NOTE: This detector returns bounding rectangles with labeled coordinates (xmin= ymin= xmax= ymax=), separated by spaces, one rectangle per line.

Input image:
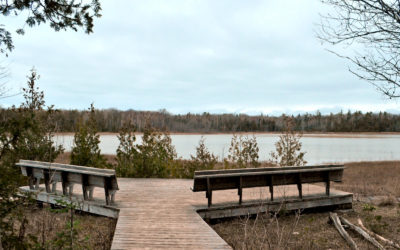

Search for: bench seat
xmin=192 ymin=164 xmax=344 ymax=207
xmin=17 ymin=160 xmax=119 ymax=205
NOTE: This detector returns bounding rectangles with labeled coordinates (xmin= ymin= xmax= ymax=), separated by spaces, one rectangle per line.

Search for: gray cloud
xmin=1 ymin=0 xmax=398 ymax=114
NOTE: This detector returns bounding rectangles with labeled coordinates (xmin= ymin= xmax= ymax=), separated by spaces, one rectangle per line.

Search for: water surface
xmin=54 ymin=133 xmax=400 ymax=164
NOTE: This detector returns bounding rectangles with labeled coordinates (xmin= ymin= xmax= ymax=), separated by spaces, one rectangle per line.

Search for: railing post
xmin=43 ymin=169 xmax=51 ymax=193
xmin=104 ymin=177 xmax=112 ymax=205
xmin=297 ymin=173 xmax=303 ymax=199
xmin=26 ymin=167 xmax=35 ymax=190
xmin=81 ymin=174 xmax=89 ymax=200
xmin=325 ymin=171 xmax=331 ymax=196
xmin=61 ymin=172 xmax=68 ymax=195
xmin=269 ymin=175 xmax=274 ymax=201
xmin=207 ymin=177 xmax=212 ymax=207
xmin=238 ymin=176 xmax=243 ymax=205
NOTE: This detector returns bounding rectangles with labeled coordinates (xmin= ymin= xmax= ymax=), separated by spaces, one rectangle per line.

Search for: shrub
xmin=227 ymin=134 xmax=260 ymax=168
xmin=270 ymin=117 xmax=307 ymax=167
xmin=0 ymin=69 xmax=63 ymax=248
xmin=115 ymin=122 xmax=138 ymax=177
xmin=135 ymin=125 xmax=177 ymax=178
xmin=185 ymin=136 xmax=218 ymax=177
xmin=70 ymin=104 xmax=108 ymax=168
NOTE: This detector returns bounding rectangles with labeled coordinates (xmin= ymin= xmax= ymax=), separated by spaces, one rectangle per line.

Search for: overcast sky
xmin=1 ymin=0 xmax=399 ymax=115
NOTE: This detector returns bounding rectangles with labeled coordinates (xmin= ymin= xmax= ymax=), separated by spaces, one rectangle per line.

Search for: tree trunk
xmin=358 ymin=218 xmax=400 ymax=249
xmin=339 ymin=217 xmax=385 ymax=250
xmin=329 ymin=212 xmax=358 ymax=250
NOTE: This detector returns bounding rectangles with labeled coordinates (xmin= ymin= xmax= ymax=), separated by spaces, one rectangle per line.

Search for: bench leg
xmin=105 ymin=188 xmax=110 ymax=205
xmin=269 ymin=176 xmax=274 ymax=201
xmin=207 ymin=178 xmax=212 ymax=207
xmin=297 ymin=173 xmax=302 ymax=199
xmin=110 ymin=190 xmax=116 ymax=204
xmin=61 ymin=172 xmax=68 ymax=195
xmin=35 ymin=178 xmax=41 ymax=190
xmin=297 ymin=183 xmax=302 ymax=199
xmin=88 ymin=187 xmax=94 ymax=200
xmin=326 ymin=180 xmax=330 ymax=196
xmin=26 ymin=167 xmax=35 ymax=190
xmin=238 ymin=177 xmax=243 ymax=205
xmin=81 ymin=174 xmax=89 ymax=200
xmin=68 ymin=184 xmax=74 ymax=196
xmin=325 ymin=172 xmax=330 ymax=196
xmin=44 ymin=170 xmax=51 ymax=193
xmin=270 ymin=185 xmax=274 ymax=201
xmin=82 ymin=185 xmax=88 ymax=200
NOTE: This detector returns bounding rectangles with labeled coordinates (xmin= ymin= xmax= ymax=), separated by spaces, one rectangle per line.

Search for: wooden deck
xmin=21 ymin=178 xmax=353 ymax=249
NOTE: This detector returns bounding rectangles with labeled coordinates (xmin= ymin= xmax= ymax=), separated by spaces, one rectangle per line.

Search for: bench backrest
xmin=17 ymin=160 xmax=119 ymax=190
xmin=192 ymin=165 xmax=344 ymax=192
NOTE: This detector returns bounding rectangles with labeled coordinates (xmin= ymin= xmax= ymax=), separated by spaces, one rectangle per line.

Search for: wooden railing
xmin=192 ymin=165 xmax=344 ymax=207
xmin=17 ymin=160 xmax=119 ymax=205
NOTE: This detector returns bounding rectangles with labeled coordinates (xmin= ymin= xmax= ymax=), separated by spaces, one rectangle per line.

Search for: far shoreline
xmin=54 ymin=131 xmax=400 ymax=138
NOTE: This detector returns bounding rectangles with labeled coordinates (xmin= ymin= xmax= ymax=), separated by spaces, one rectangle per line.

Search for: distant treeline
xmin=1 ymin=108 xmax=400 ymax=133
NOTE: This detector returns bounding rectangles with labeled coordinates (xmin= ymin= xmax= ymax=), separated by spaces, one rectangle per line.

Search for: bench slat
xmin=17 ymin=160 xmax=119 ymax=205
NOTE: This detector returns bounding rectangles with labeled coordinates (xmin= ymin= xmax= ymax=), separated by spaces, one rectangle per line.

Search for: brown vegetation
xmin=24 ymin=158 xmax=400 ymax=249
xmin=212 ymin=161 xmax=400 ymax=249
xmin=212 ymin=202 xmax=400 ymax=249
xmin=16 ymin=204 xmax=116 ymax=249
xmin=333 ymin=161 xmax=400 ymax=197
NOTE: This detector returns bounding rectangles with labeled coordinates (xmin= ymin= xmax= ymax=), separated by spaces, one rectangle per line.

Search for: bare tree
xmin=318 ymin=0 xmax=400 ymax=98
xmin=0 ymin=63 xmax=19 ymax=99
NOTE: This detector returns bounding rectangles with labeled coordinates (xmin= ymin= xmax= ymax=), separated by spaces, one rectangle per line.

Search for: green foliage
xmin=270 ymin=118 xmax=307 ymax=167
xmin=50 ymin=200 xmax=89 ymax=250
xmin=185 ymin=136 xmax=218 ymax=177
xmin=0 ymin=0 xmax=102 ymax=55
xmin=227 ymin=134 xmax=260 ymax=168
xmin=115 ymin=122 xmax=138 ymax=177
xmin=70 ymin=103 xmax=108 ymax=168
xmin=115 ymin=123 xmax=177 ymax=178
xmin=135 ymin=125 xmax=177 ymax=178
xmin=362 ymin=203 xmax=376 ymax=212
xmin=0 ymin=69 xmax=63 ymax=247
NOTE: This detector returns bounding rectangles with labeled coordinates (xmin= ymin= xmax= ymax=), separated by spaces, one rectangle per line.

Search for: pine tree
xmin=70 ymin=103 xmax=107 ymax=168
xmin=270 ymin=117 xmax=307 ymax=167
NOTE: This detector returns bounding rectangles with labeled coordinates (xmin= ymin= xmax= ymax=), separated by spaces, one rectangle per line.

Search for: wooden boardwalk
xmin=22 ymin=178 xmax=353 ymax=249
xmin=110 ymin=178 xmax=352 ymax=249
xmin=111 ymin=179 xmax=231 ymax=249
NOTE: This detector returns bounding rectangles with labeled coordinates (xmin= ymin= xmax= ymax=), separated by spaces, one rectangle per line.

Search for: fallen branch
xmin=358 ymin=218 xmax=400 ymax=249
xmin=339 ymin=217 xmax=385 ymax=250
xmin=329 ymin=212 xmax=358 ymax=250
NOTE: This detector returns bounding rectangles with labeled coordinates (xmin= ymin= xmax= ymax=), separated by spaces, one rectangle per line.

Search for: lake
xmin=53 ymin=133 xmax=400 ymax=165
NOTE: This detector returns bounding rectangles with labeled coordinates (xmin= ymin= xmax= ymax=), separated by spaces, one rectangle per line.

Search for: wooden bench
xmin=192 ymin=165 xmax=344 ymax=207
xmin=16 ymin=160 xmax=119 ymax=205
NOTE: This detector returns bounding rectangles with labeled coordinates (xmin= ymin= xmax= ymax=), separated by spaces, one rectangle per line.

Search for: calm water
xmin=54 ymin=133 xmax=400 ymax=164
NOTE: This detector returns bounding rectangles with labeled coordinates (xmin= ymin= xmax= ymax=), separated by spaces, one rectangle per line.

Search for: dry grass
xmin=212 ymin=161 xmax=400 ymax=249
xmin=332 ymin=161 xmax=400 ymax=197
xmin=212 ymin=202 xmax=400 ymax=249
xmin=28 ymin=157 xmax=400 ymax=249
xmin=15 ymin=203 xmax=117 ymax=249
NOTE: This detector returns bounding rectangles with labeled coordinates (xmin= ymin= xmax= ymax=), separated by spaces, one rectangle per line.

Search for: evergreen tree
xmin=0 ymin=69 xmax=63 ymax=248
xmin=227 ymin=134 xmax=260 ymax=168
xmin=70 ymin=103 xmax=107 ymax=168
xmin=187 ymin=136 xmax=218 ymax=176
xmin=270 ymin=117 xmax=307 ymax=167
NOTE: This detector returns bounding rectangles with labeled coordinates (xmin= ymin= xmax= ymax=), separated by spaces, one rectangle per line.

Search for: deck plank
xmin=111 ymin=179 xmax=231 ymax=250
xmin=21 ymin=178 xmax=352 ymax=249
xmin=110 ymin=179 xmax=351 ymax=249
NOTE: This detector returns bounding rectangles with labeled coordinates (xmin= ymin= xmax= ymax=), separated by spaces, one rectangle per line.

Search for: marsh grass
xmin=13 ymin=203 xmax=116 ymax=249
